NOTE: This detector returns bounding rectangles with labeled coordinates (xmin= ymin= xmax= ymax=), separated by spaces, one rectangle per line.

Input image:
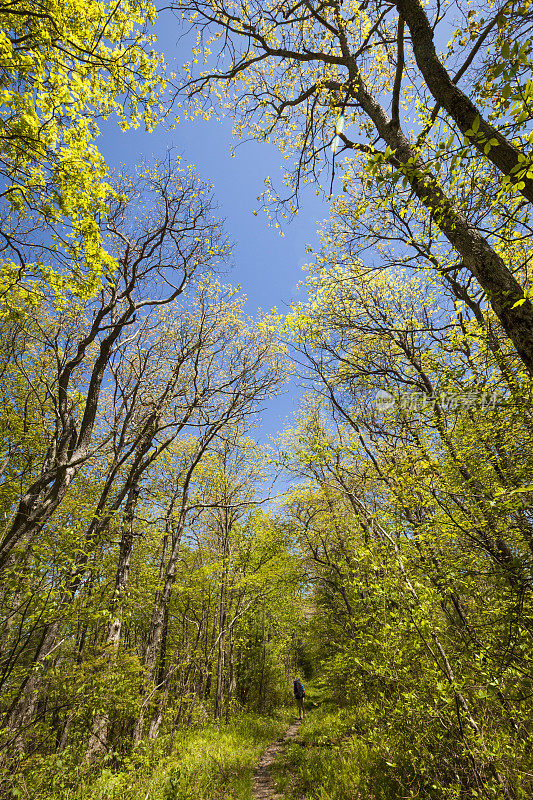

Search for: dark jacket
xmin=293 ymin=679 xmax=305 ymax=699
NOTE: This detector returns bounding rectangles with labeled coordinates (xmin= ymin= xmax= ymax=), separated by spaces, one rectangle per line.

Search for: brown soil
xmin=252 ymin=718 xmax=302 ymax=799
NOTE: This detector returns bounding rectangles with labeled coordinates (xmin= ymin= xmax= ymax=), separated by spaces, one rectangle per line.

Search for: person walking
xmin=293 ymin=676 xmax=306 ymax=719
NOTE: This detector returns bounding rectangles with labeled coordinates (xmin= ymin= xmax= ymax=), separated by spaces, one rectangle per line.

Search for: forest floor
xmin=252 ymin=718 xmax=302 ymax=799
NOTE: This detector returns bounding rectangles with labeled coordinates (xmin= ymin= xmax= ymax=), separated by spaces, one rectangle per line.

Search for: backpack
xmin=294 ymin=679 xmax=305 ymax=699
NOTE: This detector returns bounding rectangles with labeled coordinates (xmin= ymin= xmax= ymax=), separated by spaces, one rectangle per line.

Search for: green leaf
xmin=501 ymin=84 xmax=512 ymax=101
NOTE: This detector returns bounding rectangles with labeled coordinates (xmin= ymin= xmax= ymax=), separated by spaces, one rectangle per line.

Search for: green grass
xmin=274 ymin=702 xmax=527 ymax=800
xmin=8 ymin=712 xmax=290 ymax=800
xmin=273 ymin=706 xmax=368 ymax=800
xmin=272 ymin=705 xmax=445 ymax=800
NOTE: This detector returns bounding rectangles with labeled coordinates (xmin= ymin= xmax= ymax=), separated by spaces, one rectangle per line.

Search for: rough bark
xmin=394 ymin=0 xmax=533 ymax=203
xmin=346 ymin=67 xmax=533 ymax=376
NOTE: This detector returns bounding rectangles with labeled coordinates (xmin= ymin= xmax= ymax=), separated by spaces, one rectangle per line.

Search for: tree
xmin=174 ymin=0 xmax=533 ymax=374
xmin=280 ymin=253 xmax=533 ymax=797
xmin=392 ymin=0 xmax=533 ymax=199
xmin=0 ymin=160 xmax=229 ymax=577
xmin=186 ymin=435 xmax=273 ymax=719
xmin=131 ymin=312 xmax=287 ymax=742
xmin=0 ymin=0 xmax=165 ymax=306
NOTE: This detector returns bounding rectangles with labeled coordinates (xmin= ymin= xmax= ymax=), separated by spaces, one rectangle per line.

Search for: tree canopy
xmin=1 ymin=2 xmax=533 ymax=800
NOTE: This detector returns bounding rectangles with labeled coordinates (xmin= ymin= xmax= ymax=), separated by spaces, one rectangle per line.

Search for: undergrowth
xmin=9 ymin=712 xmax=289 ymax=800
xmin=273 ymin=703 xmax=510 ymax=800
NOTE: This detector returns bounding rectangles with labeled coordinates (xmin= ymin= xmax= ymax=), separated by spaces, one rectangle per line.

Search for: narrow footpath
xmin=252 ymin=718 xmax=301 ymax=800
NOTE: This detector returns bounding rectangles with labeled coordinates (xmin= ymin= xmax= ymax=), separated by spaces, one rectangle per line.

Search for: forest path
xmin=252 ymin=718 xmax=301 ymax=799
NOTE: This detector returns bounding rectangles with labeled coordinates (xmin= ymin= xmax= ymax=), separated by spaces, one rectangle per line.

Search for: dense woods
xmin=1 ymin=1 xmax=533 ymax=799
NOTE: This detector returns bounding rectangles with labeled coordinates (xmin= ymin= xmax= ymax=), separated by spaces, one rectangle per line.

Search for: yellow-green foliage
xmin=13 ymin=714 xmax=288 ymax=800
xmin=0 ymin=0 xmax=164 ymax=306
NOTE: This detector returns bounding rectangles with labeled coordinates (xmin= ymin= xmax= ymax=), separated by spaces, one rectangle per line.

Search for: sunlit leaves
xmin=0 ymin=0 xmax=165 ymax=309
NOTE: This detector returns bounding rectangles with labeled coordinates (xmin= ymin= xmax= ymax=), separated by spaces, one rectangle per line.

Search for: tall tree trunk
xmin=2 ymin=617 xmax=62 ymax=756
xmin=393 ymin=0 xmax=533 ymax=204
xmin=0 ymin=306 xmax=131 ymax=575
xmin=227 ymin=628 xmax=236 ymax=699
xmin=85 ymin=483 xmax=140 ymax=762
xmin=133 ymin=507 xmax=188 ymax=744
xmin=345 ymin=66 xmax=533 ymax=376
xmin=148 ymin=608 xmax=169 ymax=740
xmin=214 ymin=580 xmax=227 ymax=719
xmin=133 ymin=434 xmax=225 ymax=742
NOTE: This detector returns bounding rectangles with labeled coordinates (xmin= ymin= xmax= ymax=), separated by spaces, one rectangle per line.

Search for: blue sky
xmin=98 ymin=12 xmax=329 ymax=445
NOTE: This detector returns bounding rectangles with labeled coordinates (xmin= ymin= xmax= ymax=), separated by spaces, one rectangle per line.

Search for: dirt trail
xmin=252 ymin=718 xmax=302 ymax=799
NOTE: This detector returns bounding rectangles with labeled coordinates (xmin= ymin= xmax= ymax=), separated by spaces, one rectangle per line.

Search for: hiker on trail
xmin=293 ymin=677 xmax=305 ymax=719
